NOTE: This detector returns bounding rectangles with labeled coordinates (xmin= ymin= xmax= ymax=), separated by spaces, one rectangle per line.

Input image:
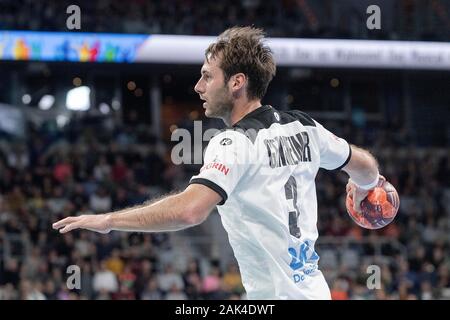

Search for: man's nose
xmin=194 ymin=79 xmax=203 ymax=94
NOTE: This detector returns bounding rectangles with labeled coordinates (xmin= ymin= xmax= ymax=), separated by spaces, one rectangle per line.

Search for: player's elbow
xmin=178 ymin=184 xmax=218 ymax=227
xmin=181 ymin=205 xmax=208 ymax=226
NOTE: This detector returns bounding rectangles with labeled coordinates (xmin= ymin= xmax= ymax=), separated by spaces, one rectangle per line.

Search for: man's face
xmin=194 ymin=55 xmax=233 ymax=120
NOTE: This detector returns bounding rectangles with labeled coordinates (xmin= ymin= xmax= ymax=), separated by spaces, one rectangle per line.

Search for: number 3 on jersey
xmin=284 ymin=175 xmax=301 ymax=238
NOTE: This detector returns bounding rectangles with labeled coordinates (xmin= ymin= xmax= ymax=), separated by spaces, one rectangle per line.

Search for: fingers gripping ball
xmin=346 ymin=180 xmax=400 ymax=229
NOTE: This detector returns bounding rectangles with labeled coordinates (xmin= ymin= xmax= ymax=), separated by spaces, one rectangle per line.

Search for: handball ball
xmin=346 ymin=180 xmax=400 ymax=230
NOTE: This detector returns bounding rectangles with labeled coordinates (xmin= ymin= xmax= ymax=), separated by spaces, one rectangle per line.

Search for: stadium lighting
xmin=38 ymin=94 xmax=55 ymax=110
xmin=127 ymin=81 xmax=136 ymax=91
xmin=56 ymin=115 xmax=69 ymax=128
xmin=22 ymin=94 xmax=31 ymax=105
xmin=111 ymin=98 xmax=121 ymax=110
xmin=66 ymin=86 xmax=91 ymax=111
xmin=99 ymin=103 xmax=110 ymax=114
xmin=330 ymin=78 xmax=340 ymax=88
xmin=73 ymin=77 xmax=82 ymax=86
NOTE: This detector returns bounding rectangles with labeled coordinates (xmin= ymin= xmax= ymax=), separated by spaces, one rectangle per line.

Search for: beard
xmin=204 ymin=85 xmax=233 ymax=122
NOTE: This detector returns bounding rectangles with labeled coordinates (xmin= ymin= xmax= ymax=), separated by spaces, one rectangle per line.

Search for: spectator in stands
xmin=92 ymin=260 xmax=118 ymax=296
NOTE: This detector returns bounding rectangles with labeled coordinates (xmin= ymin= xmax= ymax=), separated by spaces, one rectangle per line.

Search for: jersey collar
xmin=231 ymin=105 xmax=272 ymax=128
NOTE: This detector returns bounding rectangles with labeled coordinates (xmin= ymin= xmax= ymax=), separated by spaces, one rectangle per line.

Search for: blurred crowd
xmin=0 ymin=118 xmax=246 ymax=300
xmin=1 ymin=0 xmax=449 ymax=41
xmin=0 ymin=113 xmax=449 ymax=300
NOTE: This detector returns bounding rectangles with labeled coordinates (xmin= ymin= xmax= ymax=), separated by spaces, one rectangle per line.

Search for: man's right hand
xmin=52 ymin=214 xmax=112 ymax=234
xmin=346 ymin=175 xmax=386 ymax=213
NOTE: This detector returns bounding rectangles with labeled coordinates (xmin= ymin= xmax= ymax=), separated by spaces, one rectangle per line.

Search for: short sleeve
xmin=189 ymin=130 xmax=253 ymax=205
xmin=314 ymin=120 xmax=352 ymax=170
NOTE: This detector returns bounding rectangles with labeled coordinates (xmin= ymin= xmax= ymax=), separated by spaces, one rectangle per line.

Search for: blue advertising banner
xmin=0 ymin=31 xmax=147 ymax=62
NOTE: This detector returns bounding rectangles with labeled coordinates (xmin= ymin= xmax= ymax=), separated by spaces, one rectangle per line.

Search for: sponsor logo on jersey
xmin=293 ymin=264 xmax=318 ymax=283
xmin=288 ymin=240 xmax=319 ymax=271
xmin=220 ymin=138 xmax=233 ymax=146
xmin=200 ymin=161 xmax=230 ymax=175
xmin=288 ymin=240 xmax=320 ymax=283
xmin=264 ymin=132 xmax=312 ymax=168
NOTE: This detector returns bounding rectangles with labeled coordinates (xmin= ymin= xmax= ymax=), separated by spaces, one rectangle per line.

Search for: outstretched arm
xmin=52 ymin=184 xmax=222 ymax=234
xmin=342 ymin=145 xmax=383 ymax=212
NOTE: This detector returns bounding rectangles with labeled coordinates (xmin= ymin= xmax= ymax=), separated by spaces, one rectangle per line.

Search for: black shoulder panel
xmin=281 ymin=110 xmax=316 ymax=127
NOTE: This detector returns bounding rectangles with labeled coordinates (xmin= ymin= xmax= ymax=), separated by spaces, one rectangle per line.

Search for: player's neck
xmin=228 ymin=100 xmax=262 ymax=126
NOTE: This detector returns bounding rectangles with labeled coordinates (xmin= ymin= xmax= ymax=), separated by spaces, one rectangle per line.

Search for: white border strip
xmin=136 ymin=35 xmax=450 ymax=70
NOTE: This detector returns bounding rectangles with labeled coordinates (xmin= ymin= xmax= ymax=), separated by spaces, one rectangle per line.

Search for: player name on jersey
xmin=264 ymin=132 xmax=311 ymax=168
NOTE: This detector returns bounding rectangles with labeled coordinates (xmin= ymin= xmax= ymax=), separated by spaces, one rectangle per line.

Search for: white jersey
xmin=190 ymin=105 xmax=351 ymax=300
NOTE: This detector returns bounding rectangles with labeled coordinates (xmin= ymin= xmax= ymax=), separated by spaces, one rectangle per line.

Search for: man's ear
xmin=229 ymin=73 xmax=247 ymax=93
